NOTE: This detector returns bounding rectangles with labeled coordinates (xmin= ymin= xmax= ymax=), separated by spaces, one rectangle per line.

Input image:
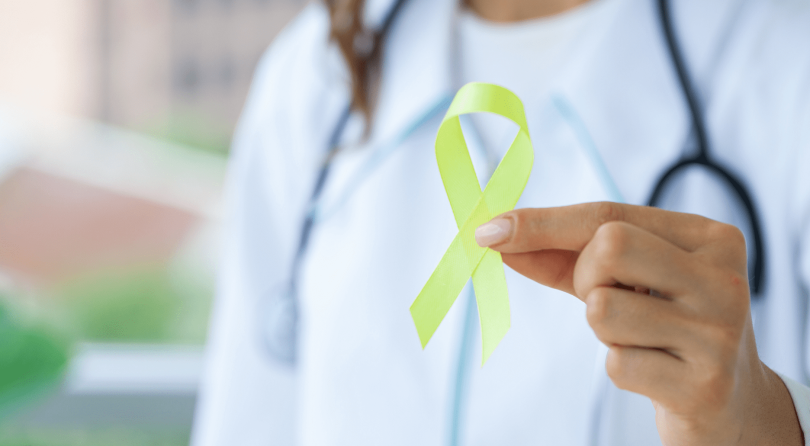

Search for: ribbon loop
xmin=410 ymin=83 xmax=534 ymax=364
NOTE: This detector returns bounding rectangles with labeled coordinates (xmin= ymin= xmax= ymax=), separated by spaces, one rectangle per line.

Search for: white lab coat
xmin=192 ymin=0 xmax=810 ymax=444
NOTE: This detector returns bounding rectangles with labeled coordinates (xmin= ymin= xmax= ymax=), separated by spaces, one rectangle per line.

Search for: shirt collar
xmin=367 ymin=0 xmax=736 ymax=206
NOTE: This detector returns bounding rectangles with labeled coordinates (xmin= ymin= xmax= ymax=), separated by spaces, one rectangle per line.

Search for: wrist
xmin=737 ymin=363 xmax=802 ymax=445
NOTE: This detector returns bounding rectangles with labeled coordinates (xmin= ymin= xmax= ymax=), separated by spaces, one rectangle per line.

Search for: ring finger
xmin=585 ymin=286 xmax=698 ymax=357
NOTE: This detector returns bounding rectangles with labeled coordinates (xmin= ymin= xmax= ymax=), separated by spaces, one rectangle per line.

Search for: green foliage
xmin=60 ymin=268 xmax=181 ymax=343
xmin=0 ymin=428 xmax=189 ymax=446
xmin=0 ymin=303 xmax=69 ymax=418
xmin=146 ymin=113 xmax=230 ymax=157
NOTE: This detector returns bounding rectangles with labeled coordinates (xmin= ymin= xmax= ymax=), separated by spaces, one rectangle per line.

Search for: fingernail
xmin=475 ymin=218 xmax=512 ymax=247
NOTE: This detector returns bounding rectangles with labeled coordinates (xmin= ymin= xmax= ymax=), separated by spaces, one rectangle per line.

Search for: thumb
xmin=474 ymin=204 xmax=619 ymax=253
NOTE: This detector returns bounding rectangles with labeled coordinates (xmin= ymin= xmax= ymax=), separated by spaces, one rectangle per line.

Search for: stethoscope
xmin=650 ymin=0 xmax=764 ymax=296
xmin=260 ymin=0 xmax=766 ymax=441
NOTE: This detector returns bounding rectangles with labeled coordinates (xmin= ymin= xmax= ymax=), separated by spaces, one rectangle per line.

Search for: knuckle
xmin=591 ymin=202 xmax=625 ymax=227
xmin=593 ymin=221 xmax=631 ymax=262
xmin=605 ymin=348 xmax=630 ymax=390
xmin=708 ymin=222 xmax=747 ymax=254
xmin=585 ymin=288 xmax=612 ymax=330
xmin=710 ymin=222 xmax=745 ymax=244
xmin=725 ymin=281 xmax=751 ymax=321
xmin=506 ymin=209 xmax=542 ymax=248
xmin=726 ymin=270 xmax=752 ymax=306
xmin=705 ymin=264 xmax=751 ymax=320
xmin=506 ymin=209 xmax=527 ymax=231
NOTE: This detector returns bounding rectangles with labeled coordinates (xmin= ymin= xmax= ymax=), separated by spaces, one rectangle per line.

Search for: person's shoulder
xmin=737 ymin=1 xmax=810 ymax=214
xmin=229 ymin=2 xmax=349 ymax=187
xmin=713 ymin=0 xmax=810 ymax=121
xmin=759 ymin=0 xmax=810 ymax=31
xmin=741 ymin=0 xmax=810 ymax=79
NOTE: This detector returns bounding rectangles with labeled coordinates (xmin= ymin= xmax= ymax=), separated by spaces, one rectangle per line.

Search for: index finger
xmin=476 ymin=202 xmax=715 ymax=254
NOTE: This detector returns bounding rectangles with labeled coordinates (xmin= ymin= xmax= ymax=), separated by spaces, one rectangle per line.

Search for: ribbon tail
xmin=471 ymin=249 xmax=510 ymax=365
xmin=411 ymin=233 xmax=488 ymax=349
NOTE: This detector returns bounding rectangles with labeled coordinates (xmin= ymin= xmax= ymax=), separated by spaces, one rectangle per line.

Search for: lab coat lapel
xmin=551 ymin=0 xmax=689 ymax=206
xmin=369 ymin=0 xmax=456 ymax=149
xmin=551 ymin=0 xmax=741 ymax=207
xmin=313 ymin=0 xmax=456 ymax=221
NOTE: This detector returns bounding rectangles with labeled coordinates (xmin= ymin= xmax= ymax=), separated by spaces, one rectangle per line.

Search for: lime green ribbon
xmin=410 ymin=82 xmax=534 ymax=364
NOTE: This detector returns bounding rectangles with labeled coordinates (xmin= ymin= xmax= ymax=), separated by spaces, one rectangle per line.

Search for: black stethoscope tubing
xmin=289 ymin=0 xmax=410 ymax=294
xmin=262 ymin=0 xmax=410 ymax=364
xmin=651 ymin=0 xmax=765 ymax=296
xmin=267 ymin=0 xmax=767 ymax=364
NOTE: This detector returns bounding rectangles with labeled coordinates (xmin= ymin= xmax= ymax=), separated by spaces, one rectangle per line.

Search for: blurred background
xmin=0 ymin=0 xmax=305 ymax=444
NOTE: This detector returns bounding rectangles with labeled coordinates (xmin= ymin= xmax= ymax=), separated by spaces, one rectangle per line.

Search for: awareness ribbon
xmin=410 ymin=82 xmax=534 ymax=364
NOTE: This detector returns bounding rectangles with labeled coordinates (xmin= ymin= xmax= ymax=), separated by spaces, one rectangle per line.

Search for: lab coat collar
xmin=549 ymin=0 xmax=739 ymax=205
xmin=369 ymin=0 xmax=736 ymax=206
xmin=368 ymin=0 xmax=456 ymax=148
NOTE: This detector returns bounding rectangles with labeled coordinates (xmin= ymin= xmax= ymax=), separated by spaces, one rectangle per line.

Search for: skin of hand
xmin=474 ymin=202 xmax=803 ymax=445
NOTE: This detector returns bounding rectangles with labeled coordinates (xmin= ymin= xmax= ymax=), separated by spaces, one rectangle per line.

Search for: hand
xmin=475 ymin=202 xmax=803 ymax=445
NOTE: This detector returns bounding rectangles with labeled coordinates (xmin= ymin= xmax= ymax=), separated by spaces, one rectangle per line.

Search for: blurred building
xmin=0 ymin=0 xmax=306 ymax=150
xmin=0 ymin=104 xmax=226 ymax=444
xmin=0 ymin=0 xmax=310 ymax=339
xmin=0 ymin=0 xmax=306 ymax=289
xmin=0 ymin=0 xmax=306 ymax=440
xmin=0 ymin=107 xmax=225 ymax=286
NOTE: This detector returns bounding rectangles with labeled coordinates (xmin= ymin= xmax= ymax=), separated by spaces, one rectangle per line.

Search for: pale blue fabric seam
xmin=551 ymin=93 xmax=623 ymax=446
xmin=447 ymin=286 xmax=477 ymax=446
xmin=446 ymin=116 xmax=499 ymax=446
xmin=311 ymin=94 xmax=455 ymax=223
xmin=551 ymin=94 xmax=625 ymax=203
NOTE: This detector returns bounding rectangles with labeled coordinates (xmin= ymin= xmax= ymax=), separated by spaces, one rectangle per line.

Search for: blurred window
xmin=175 ymin=58 xmax=202 ymax=94
xmin=174 ymin=0 xmax=199 ymax=14
xmin=219 ymin=56 xmax=236 ymax=89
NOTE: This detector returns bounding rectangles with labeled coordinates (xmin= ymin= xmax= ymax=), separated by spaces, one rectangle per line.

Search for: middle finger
xmin=573 ymin=221 xmax=699 ymax=300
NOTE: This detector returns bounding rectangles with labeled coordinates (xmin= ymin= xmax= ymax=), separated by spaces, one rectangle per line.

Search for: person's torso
xmin=277 ymin=0 xmax=810 ymax=444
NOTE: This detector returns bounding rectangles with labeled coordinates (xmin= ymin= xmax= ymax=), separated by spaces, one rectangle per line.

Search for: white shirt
xmin=191 ymin=0 xmax=810 ymax=445
xmin=458 ymin=2 xmax=607 ymax=159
